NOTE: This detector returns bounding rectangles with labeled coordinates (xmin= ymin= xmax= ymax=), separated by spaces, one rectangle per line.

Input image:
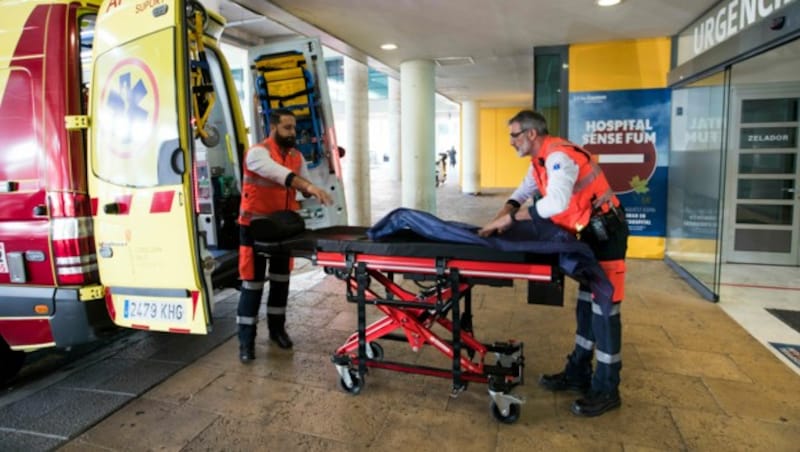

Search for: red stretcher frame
xmin=257 ymin=226 xmax=563 ymax=423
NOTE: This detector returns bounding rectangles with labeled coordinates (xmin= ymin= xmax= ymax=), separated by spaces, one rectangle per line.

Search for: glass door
xmin=725 ymin=88 xmax=800 ymax=265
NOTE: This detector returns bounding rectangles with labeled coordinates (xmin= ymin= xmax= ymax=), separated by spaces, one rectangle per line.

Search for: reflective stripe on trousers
xmin=567 ymin=285 xmax=622 ymax=394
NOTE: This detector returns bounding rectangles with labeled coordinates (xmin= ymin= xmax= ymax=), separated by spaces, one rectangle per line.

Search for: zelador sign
xmin=676 ymin=0 xmax=795 ymax=65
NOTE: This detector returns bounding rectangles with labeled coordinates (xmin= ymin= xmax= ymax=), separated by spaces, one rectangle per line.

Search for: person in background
xmin=479 ymin=109 xmax=629 ymax=417
xmin=236 ymin=108 xmax=332 ymax=363
xmin=447 ymin=145 xmax=457 ymax=167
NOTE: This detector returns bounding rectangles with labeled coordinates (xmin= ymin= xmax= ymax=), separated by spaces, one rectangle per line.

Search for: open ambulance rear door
xmin=87 ymin=0 xmax=246 ymax=334
xmin=248 ymin=38 xmax=347 ymax=229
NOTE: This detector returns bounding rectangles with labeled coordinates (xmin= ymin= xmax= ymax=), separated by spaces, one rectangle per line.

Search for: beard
xmin=275 ymin=134 xmax=296 ymax=149
xmin=515 ymin=141 xmax=529 ymax=158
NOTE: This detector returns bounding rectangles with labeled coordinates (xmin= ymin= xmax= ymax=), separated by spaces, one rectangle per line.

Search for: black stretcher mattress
xmin=254 ymin=226 xmax=559 ymax=265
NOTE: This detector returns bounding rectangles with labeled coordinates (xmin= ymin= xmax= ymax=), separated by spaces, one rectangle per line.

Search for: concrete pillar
xmin=461 ymin=100 xmax=480 ymax=194
xmin=387 ymin=77 xmax=401 ymax=181
xmin=400 ymin=59 xmax=435 ymax=213
xmin=343 ymin=57 xmax=371 ymax=226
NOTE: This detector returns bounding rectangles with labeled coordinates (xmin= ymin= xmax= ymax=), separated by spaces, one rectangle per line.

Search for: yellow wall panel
xmin=479 ymin=107 xmax=530 ymax=188
xmin=570 ymin=37 xmax=671 ymax=92
xmin=627 ymin=236 xmax=665 ymax=259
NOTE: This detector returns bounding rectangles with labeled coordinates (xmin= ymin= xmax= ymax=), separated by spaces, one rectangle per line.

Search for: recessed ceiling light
xmin=597 ymin=0 xmax=622 ymax=6
xmin=380 ymin=43 xmax=398 ymax=50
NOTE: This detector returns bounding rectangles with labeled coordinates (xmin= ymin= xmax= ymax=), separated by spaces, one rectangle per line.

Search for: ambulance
xmin=86 ymin=1 xmax=346 ymax=334
xmin=0 ymin=0 xmax=113 ymax=382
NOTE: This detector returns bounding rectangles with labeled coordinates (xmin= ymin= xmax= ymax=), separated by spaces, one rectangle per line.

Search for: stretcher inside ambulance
xmin=247 ymin=39 xmax=347 ymax=229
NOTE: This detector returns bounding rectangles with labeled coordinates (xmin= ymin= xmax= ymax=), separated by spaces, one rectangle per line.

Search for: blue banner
xmin=569 ymin=89 xmax=671 ymax=237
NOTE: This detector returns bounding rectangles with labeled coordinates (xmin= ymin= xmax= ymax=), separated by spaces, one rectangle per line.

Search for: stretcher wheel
xmin=368 ymin=342 xmax=384 ymax=361
xmin=490 ymin=401 xmax=520 ymax=424
xmin=339 ymin=368 xmax=363 ymax=395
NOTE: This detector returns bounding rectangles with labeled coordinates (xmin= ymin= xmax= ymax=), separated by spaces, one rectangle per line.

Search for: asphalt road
xmin=0 ymin=289 xmax=240 ymax=452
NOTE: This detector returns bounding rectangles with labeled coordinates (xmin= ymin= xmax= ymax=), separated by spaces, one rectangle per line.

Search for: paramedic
xmin=237 ymin=108 xmax=333 ymax=363
xmin=478 ymin=110 xmax=628 ymax=417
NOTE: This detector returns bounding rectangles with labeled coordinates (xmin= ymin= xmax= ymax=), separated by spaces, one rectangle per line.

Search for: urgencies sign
xmin=676 ymin=0 xmax=795 ymax=65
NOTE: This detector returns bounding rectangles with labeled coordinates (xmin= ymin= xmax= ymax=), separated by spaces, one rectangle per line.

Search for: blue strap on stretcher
xmin=367 ymin=208 xmax=615 ymax=316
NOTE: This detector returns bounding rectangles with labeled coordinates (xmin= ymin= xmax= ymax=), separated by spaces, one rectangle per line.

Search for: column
xmin=387 ymin=77 xmax=401 ymax=182
xmin=343 ymin=57 xmax=371 ymax=226
xmin=400 ymin=59 xmax=435 ymax=213
xmin=461 ymin=100 xmax=480 ymax=195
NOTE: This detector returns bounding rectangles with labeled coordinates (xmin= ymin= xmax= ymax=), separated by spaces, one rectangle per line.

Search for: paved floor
xmin=51 ymin=167 xmax=800 ymax=451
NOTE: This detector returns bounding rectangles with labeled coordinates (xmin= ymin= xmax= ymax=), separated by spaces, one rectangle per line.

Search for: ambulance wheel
xmin=0 ymin=338 xmax=25 ymax=385
xmin=186 ymin=0 xmax=208 ymax=31
xmin=490 ymin=401 xmax=520 ymax=424
xmin=339 ymin=368 xmax=363 ymax=395
xmin=367 ymin=342 xmax=384 ymax=361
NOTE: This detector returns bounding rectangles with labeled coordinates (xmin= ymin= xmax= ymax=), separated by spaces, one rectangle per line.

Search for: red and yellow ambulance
xmin=1 ymin=0 xmax=346 ymax=381
xmin=86 ymin=0 xmax=248 ymax=335
xmin=0 ymin=0 xmax=113 ymax=382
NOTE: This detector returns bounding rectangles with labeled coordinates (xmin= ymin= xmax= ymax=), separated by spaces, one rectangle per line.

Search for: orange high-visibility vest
xmin=238 ymin=137 xmax=305 ymax=226
xmin=530 ymin=136 xmax=619 ymax=234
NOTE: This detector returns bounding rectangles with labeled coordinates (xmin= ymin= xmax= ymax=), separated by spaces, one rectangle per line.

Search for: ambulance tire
xmin=0 ymin=337 xmax=25 ymax=385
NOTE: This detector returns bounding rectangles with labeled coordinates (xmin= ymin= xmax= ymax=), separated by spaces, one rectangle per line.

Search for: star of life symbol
xmin=107 ymin=72 xmax=149 ymax=145
xmin=100 ymin=58 xmax=159 ymax=158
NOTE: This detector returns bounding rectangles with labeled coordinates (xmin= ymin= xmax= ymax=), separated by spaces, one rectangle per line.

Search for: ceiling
xmin=217 ymin=0 xmax=720 ymax=107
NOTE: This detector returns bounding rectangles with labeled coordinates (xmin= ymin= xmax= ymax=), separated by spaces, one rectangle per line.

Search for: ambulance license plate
xmin=123 ymin=299 xmax=187 ymax=323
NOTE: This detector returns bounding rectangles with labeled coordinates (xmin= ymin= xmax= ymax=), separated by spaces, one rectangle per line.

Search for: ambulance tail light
xmin=51 ymin=217 xmax=99 ymax=285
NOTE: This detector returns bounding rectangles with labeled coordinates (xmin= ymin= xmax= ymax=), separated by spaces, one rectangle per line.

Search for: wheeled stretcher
xmin=256 ymin=225 xmax=565 ymax=424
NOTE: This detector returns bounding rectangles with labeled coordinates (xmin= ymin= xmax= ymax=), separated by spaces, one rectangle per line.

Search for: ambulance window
xmin=0 ymin=69 xmax=37 ymax=181
xmin=197 ymin=46 xmax=240 ymax=189
xmin=91 ymin=28 xmax=180 ymax=188
xmin=78 ymin=13 xmax=96 ymax=112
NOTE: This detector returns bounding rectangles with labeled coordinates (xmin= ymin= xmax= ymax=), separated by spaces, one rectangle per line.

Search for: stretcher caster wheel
xmin=339 ymin=368 xmax=363 ymax=395
xmin=367 ymin=342 xmax=384 ymax=361
xmin=490 ymin=401 xmax=520 ymax=424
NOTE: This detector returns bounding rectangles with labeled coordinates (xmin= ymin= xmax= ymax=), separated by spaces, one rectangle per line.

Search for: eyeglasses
xmin=509 ymin=128 xmax=530 ymax=138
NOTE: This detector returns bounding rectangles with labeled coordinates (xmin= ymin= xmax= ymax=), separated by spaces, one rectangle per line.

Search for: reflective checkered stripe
xmin=90 ymin=191 xmax=176 ymax=216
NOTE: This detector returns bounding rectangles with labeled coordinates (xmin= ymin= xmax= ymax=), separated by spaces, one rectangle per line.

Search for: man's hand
xmin=304 ymin=184 xmax=333 ymax=205
xmin=478 ymin=214 xmax=512 ymax=237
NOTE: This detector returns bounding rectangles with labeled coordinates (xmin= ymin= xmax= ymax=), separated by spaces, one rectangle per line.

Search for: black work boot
xmin=570 ymin=390 xmax=621 ymax=417
xmin=539 ymin=371 xmax=591 ymax=393
xmin=238 ymin=324 xmax=256 ymax=363
xmin=267 ymin=315 xmax=293 ymax=349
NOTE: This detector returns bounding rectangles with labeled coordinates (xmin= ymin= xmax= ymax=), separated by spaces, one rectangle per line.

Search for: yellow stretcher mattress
xmin=260 ymin=66 xmax=311 ymax=116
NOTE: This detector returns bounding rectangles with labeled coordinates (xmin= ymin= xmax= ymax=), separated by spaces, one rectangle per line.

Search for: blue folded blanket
xmin=367 ymin=208 xmax=614 ymax=316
